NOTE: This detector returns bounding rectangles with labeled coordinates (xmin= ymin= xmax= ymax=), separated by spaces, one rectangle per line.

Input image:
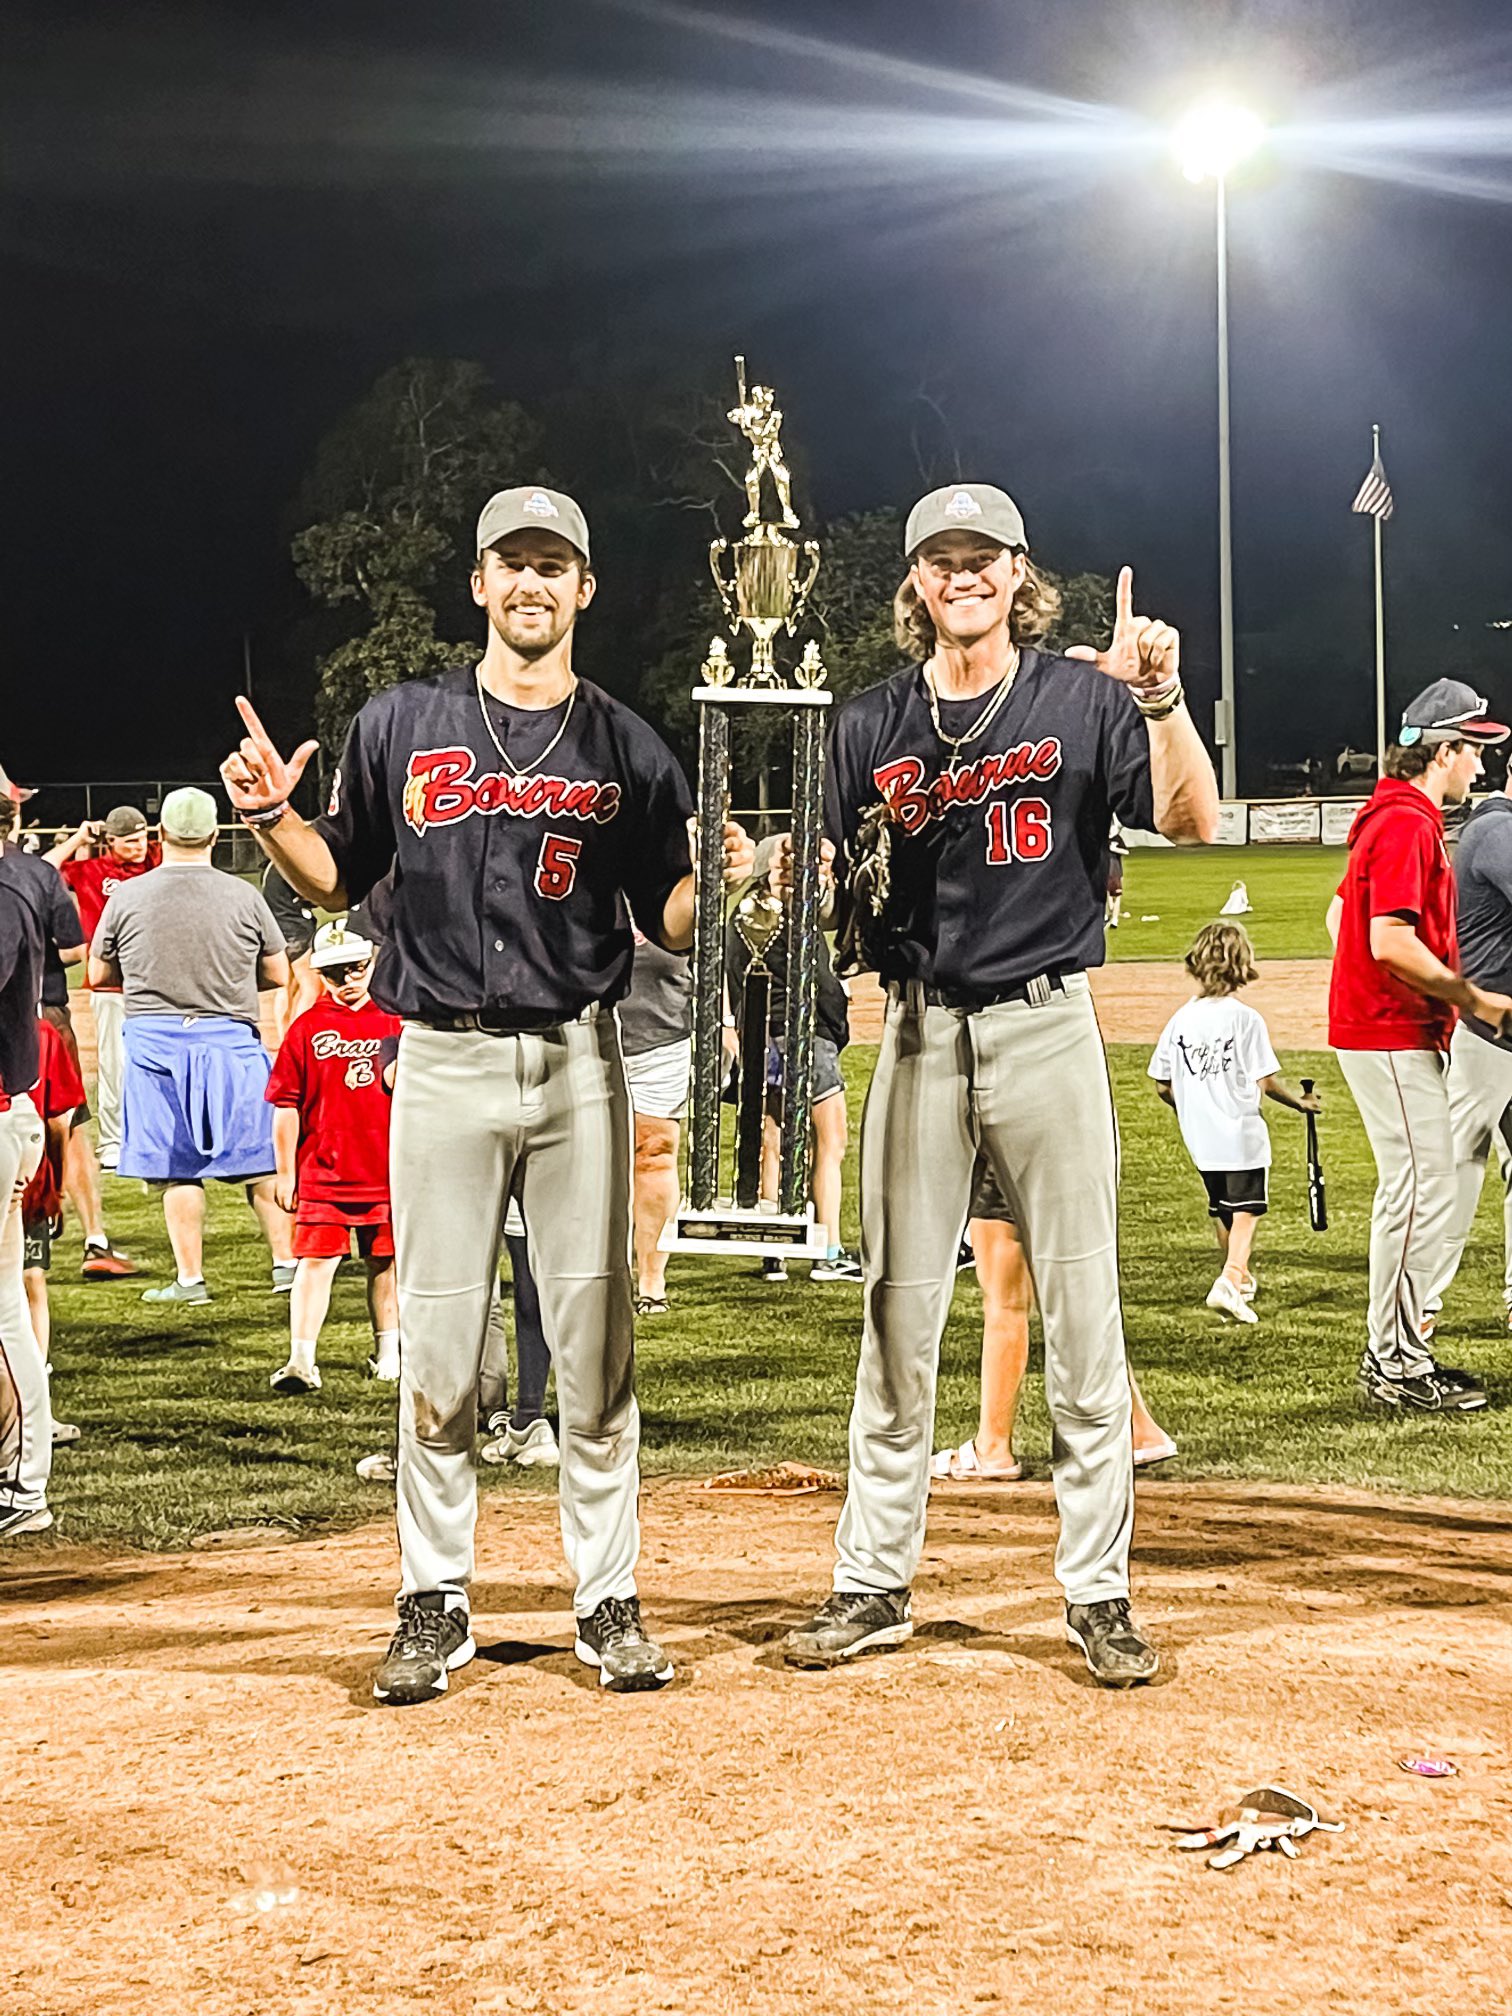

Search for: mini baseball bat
xmin=1301 ymin=1078 xmax=1327 ymax=1232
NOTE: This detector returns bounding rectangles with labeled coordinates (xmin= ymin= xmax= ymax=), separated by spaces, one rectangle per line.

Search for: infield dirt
xmin=5 ymin=1477 xmax=1509 ymax=2015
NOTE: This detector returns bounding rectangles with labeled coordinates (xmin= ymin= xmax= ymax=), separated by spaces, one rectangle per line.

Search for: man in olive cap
xmin=90 ymin=788 xmax=295 ymax=1301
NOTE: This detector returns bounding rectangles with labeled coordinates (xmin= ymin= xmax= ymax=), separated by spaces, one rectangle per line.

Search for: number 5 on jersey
xmin=535 ymin=832 xmax=583 ymax=900
xmin=984 ymin=797 xmax=1052 ymax=865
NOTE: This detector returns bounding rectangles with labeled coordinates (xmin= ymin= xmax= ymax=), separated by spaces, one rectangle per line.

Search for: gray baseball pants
xmin=1429 ymin=1022 xmax=1512 ymax=1311
xmin=0 ymin=1097 xmax=48 ymax=1514
xmin=90 ymin=989 xmax=126 ymax=1167
xmin=389 ymin=1013 xmax=639 ymax=1616
xmin=1336 ymin=1046 xmax=1452 ymax=1379
xmin=834 ymin=976 xmax=1135 ymax=1607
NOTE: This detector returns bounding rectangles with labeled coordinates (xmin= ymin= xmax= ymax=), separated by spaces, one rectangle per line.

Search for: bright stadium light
xmin=1175 ymin=98 xmax=1266 ymax=184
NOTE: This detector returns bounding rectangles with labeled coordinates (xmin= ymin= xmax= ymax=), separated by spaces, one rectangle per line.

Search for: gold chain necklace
xmin=474 ymin=664 xmax=578 ymax=778
xmin=924 ymin=650 xmax=1020 ymax=773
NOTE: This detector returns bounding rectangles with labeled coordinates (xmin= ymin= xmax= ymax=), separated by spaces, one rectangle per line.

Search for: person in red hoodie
xmin=21 ymin=1017 xmax=88 ymax=1448
xmin=264 ymin=920 xmax=401 ymax=1394
xmin=1328 ymin=679 xmax=1512 ymax=1413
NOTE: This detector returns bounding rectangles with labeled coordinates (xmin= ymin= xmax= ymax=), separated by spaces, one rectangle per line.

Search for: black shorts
xmin=968 ymin=1156 xmax=1016 ymax=1225
xmin=23 ymin=1217 xmax=52 ymax=1273
xmin=1200 ymin=1168 xmax=1268 ymax=1224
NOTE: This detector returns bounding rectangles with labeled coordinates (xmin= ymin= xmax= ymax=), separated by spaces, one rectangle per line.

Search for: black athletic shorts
xmin=1200 ymin=1167 xmax=1268 ymax=1225
xmin=969 ymin=1156 xmax=1016 ymax=1226
xmin=23 ymin=1217 xmax=51 ymax=1273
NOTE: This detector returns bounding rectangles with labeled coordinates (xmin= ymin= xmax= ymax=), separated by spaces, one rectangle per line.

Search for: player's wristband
xmin=1133 ymin=678 xmax=1185 ymax=722
xmin=239 ymin=801 xmax=291 ymax=830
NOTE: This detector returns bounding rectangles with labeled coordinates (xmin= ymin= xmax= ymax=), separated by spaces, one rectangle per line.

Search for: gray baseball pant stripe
xmin=389 ymin=1016 xmax=640 ymax=1614
xmin=834 ymin=976 xmax=1135 ymax=1607
xmin=90 ymin=990 xmax=126 ymax=1165
xmin=0 ymin=1098 xmax=48 ymax=1512
xmin=1336 ymin=1046 xmax=1452 ymax=1379
xmin=1430 ymin=1022 xmax=1512 ymax=1310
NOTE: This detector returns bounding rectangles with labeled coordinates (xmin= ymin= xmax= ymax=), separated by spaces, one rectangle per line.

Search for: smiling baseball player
xmin=782 ymin=483 xmax=1219 ymax=1687
xmin=222 ymin=485 xmax=752 ymax=1704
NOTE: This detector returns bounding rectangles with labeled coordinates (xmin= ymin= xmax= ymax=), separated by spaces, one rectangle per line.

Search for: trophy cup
xmin=668 ymin=358 xmax=831 ymax=1259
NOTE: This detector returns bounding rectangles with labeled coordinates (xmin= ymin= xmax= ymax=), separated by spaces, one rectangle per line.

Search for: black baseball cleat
xmin=1359 ymin=1352 xmax=1487 ymax=1413
xmin=574 ymin=1596 xmax=674 ymax=1691
xmin=781 ymin=1588 xmax=913 ymax=1668
xmin=372 ymin=1592 xmax=475 ymax=1704
xmin=1065 ymin=1598 xmax=1160 ymax=1688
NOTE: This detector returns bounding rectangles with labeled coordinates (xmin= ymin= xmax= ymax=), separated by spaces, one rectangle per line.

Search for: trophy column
xmin=667 ymin=359 xmax=832 ymax=1261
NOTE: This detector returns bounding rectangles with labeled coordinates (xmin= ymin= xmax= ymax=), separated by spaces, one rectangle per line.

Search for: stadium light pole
xmin=1175 ymin=99 xmax=1266 ymax=802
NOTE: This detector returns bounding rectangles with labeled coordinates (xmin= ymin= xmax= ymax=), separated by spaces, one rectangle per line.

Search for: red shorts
xmin=293 ymin=1198 xmax=394 ymax=1260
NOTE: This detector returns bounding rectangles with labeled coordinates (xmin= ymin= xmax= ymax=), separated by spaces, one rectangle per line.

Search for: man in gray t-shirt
xmin=1432 ymin=787 xmax=1512 ymax=1325
xmin=90 ymin=788 xmax=294 ymax=1305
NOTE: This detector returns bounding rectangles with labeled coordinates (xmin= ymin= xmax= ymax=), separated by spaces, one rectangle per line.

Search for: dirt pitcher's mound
xmin=4 ymin=1479 xmax=1510 ymax=2016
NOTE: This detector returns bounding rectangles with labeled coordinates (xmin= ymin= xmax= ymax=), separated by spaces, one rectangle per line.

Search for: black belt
xmin=915 ymin=973 xmax=1071 ymax=1013
xmin=417 ymin=1006 xmax=594 ymax=1036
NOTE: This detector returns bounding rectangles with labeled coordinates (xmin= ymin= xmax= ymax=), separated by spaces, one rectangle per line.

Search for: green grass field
xmin=30 ymin=1037 xmax=1512 ymax=1555
xmin=1111 ymin=844 xmax=1345 ymax=962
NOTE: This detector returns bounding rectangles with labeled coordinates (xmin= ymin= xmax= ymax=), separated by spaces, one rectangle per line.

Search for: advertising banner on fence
xmin=1215 ymin=802 xmax=1249 ymax=846
xmin=1321 ymin=800 xmax=1367 ymax=846
xmin=1250 ymin=800 xmax=1322 ymax=844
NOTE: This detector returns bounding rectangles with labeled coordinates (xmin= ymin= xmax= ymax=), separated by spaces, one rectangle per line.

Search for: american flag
xmin=1351 ymin=448 xmax=1394 ymax=521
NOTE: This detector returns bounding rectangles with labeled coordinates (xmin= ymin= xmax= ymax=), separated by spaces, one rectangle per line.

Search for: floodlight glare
xmin=1174 ymin=99 xmax=1266 ymax=183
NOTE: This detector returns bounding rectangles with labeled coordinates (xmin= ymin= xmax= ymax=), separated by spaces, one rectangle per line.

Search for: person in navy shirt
xmin=222 ymin=484 xmax=752 ymax=1704
xmin=782 ymin=482 xmax=1218 ymax=1688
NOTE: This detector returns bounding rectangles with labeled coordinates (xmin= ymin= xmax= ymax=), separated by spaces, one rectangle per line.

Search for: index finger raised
xmin=235 ymin=694 xmax=278 ymax=752
xmin=1115 ymin=565 xmax=1135 ymax=629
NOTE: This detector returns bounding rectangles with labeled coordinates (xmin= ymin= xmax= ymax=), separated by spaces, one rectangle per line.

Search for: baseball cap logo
xmin=944 ymin=489 xmax=983 ymax=520
xmin=522 ymin=491 xmax=559 ymax=518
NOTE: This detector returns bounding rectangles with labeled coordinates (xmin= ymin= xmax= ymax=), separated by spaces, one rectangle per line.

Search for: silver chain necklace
xmin=474 ymin=664 xmax=578 ymax=778
xmin=924 ymin=649 xmax=1020 ymax=773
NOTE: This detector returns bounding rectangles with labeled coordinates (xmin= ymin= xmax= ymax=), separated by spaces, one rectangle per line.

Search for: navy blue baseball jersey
xmin=315 ymin=667 xmax=695 ymax=1023
xmin=824 ymin=649 xmax=1156 ymax=991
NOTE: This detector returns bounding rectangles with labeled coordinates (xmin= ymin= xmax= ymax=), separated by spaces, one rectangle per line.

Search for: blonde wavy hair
xmin=1184 ymin=920 xmax=1258 ymax=998
xmin=893 ymin=557 xmax=1062 ymax=658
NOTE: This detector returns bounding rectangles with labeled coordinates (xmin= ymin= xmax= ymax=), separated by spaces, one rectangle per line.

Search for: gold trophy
xmin=669 ymin=358 xmax=832 ymax=1259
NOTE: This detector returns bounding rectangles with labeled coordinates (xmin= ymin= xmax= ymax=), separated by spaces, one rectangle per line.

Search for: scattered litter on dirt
xmin=1167 ymin=1785 xmax=1345 ymax=1871
xmin=1399 ymin=1757 xmax=1458 ymax=1778
xmin=698 ymin=1461 xmax=843 ymax=1495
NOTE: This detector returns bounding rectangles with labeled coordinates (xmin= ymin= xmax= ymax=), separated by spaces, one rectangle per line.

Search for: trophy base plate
xmin=662 ymin=1205 xmax=829 ymax=1259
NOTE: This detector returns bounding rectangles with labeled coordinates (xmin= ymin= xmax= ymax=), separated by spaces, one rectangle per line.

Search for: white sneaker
xmin=1238 ymin=1273 xmax=1257 ymax=1302
xmin=479 ymin=1417 xmax=560 ymax=1468
xmin=50 ymin=1421 xmax=82 ymax=1447
xmin=1206 ymin=1274 xmax=1259 ymax=1325
xmin=270 ymin=1361 xmax=321 ymax=1394
xmin=355 ymin=1452 xmax=397 ymax=1483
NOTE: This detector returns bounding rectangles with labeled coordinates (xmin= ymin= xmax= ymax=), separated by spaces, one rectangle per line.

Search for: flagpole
xmin=1372 ymin=423 xmax=1387 ymax=775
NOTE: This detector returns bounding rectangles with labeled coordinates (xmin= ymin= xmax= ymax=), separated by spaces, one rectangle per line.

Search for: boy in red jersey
xmin=21 ymin=1015 xmax=88 ymax=1447
xmin=264 ymin=922 xmax=401 ymax=1394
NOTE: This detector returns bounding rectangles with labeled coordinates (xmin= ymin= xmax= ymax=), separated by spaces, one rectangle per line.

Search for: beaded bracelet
xmin=238 ymin=801 xmax=291 ymax=829
xmin=1133 ymin=679 xmax=1186 ymax=722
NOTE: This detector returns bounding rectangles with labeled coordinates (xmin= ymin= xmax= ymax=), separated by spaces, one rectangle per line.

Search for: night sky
xmin=6 ymin=0 xmax=1512 ymax=793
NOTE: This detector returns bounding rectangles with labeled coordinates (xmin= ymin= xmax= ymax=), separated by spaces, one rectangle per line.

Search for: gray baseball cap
xmin=476 ymin=487 xmax=591 ymax=566
xmin=1399 ymin=678 xmax=1508 ymax=746
xmin=103 ymin=804 xmax=148 ymax=839
xmin=904 ymin=483 xmax=1028 ymax=559
xmin=159 ymin=786 xmax=219 ymax=843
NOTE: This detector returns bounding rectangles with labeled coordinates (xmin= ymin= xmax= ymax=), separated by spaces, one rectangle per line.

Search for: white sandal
xmin=929 ymin=1437 xmax=1024 ymax=1485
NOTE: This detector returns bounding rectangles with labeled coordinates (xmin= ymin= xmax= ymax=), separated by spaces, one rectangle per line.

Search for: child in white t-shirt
xmin=1149 ymin=921 xmax=1321 ymax=1324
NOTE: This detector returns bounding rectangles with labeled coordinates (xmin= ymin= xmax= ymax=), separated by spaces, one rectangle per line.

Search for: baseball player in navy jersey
xmin=781 ymin=483 xmax=1218 ymax=1687
xmin=221 ymin=484 xmax=753 ymax=1703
